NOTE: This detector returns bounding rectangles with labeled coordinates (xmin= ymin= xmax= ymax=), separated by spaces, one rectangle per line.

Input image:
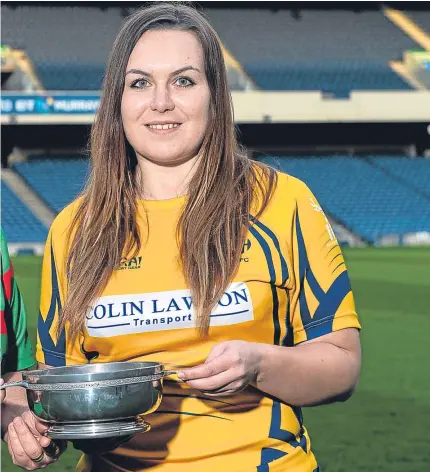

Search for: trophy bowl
xmin=1 ymin=361 xmax=177 ymax=440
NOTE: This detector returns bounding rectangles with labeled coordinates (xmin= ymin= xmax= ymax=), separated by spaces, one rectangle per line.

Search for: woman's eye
xmin=175 ymin=77 xmax=194 ymax=88
xmin=131 ymin=78 xmax=149 ymax=89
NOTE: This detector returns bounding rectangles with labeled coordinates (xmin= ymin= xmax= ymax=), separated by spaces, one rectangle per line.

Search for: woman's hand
xmin=5 ymin=410 xmax=63 ymax=470
xmin=0 ymin=379 xmax=5 ymax=403
xmin=178 ymin=340 xmax=264 ymax=396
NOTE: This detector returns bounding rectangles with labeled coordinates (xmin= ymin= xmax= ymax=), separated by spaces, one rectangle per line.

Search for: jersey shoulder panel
xmin=50 ymin=197 xmax=83 ymax=235
xmin=260 ymin=170 xmax=311 ymax=222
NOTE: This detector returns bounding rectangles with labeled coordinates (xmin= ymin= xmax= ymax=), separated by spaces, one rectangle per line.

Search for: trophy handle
xmin=0 ymin=381 xmax=29 ymax=390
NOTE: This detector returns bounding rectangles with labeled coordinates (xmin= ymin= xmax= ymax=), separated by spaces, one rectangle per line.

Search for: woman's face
xmin=121 ymin=29 xmax=211 ymax=166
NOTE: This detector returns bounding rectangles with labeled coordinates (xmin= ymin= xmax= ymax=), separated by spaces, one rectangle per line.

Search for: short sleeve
xmin=1 ymin=228 xmax=36 ymax=373
xmin=8 ymin=271 xmax=36 ymax=371
xmin=287 ymin=180 xmax=361 ymax=345
xmin=36 ymin=227 xmax=86 ymax=366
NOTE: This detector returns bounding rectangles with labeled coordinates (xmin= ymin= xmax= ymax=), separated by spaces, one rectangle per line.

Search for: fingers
xmin=7 ymin=431 xmax=16 ymax=465
xmin=22 ymin=411 xmax=50 ymax=448
xmin=204 ymin=342 xmax=228 ymax=363
xmin=7 ymin=417 xmax=55 ymax=469
xmin=181 ymin=368 xmax=238 ymax=392
xmin=177 ymin=342 xmax=229 ymax=380
xmin=178 ymin=345 xmax=246 ymax=395
xmin=8 ymin=420 xmax=41 ymax=470
xmin=178 ymin=355 xmax=230 ymax=382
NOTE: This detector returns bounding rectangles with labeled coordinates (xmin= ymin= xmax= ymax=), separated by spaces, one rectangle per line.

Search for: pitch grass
xmin=2 ymin=248 xmax=430 ymax=471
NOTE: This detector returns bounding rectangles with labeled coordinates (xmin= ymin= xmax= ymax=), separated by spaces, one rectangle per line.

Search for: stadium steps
xmin=13 ymin=158 xmax=88 ymax=214
xmin=384 ymin=8 xmax=430 ymax=50
xmin=384 ymin=8 xmax=430 ymax=91
xmin=1 ymin=179 xmax=48 ymax=250
xmin=389 ymin=60 xmax=427 ymax=90
xmin=327 ymin=212 xmax=373 ymax=247
xmin=406 ymin=11 xmax=430 ymax=35
xmin=220 ymin=43 xmax=257 ymax=91
xmin=10 ymin=49 xmax=44 ymax=91
xmin=327 ymin=217 xmax=366 ymax=247
xmin=1 ymin=168 xmax=55 ymax=227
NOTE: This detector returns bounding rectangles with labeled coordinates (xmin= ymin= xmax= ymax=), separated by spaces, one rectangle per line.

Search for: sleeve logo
xmin=310 ymin=197 xmax=336 ymax=242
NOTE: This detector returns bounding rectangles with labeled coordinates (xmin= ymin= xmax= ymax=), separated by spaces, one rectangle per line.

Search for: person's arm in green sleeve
xmin=4 ymin=271 xmax=36 ymax=373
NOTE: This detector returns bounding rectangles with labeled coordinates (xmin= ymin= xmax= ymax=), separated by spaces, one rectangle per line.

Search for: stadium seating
xmin=369 ymin=156 xmax=430 ymax=199
xmin=1 ymin=181 xmax=48 ymax=243
xmin=35 ymin=62 xmax=105 ymax=91
xmin=205 ymin=9 xmax=415 ymax=95
xmin=13 ymin=157 xmax=89 ymax=213
xmin=1 ymin=5 xmax=416 ymax=93
xmin=1 ymin=5 xmax=122 ymax=90
xmin=9 ymin=155 xmax=429 ymax=245
xmin=406 ymin=11 xmax=430 ymax=33
xmin=257 ymin=155 xmax=430 ymax=243
xmin=245 ymin=60 xmax=410 ymax=97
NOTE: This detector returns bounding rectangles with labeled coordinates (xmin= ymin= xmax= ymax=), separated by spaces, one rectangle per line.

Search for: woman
xmin=36 ymin=3 xmax=361 ymax=471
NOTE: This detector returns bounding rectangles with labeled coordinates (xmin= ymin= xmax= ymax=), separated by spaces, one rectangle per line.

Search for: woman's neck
xmin=136 ymin=154 xmax=200 ymax=200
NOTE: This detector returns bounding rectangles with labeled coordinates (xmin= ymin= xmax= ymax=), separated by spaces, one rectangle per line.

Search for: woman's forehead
xmin=127 ymin=29 xmax=204 ymax=71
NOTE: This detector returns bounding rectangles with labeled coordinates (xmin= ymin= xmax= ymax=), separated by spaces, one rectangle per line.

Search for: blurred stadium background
xmin=1 ymin=1 xmax=429 ymax=471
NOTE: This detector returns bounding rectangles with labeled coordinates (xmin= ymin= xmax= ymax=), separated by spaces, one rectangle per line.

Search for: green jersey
xmin=1 ymin=228 xmax=35 ymax=374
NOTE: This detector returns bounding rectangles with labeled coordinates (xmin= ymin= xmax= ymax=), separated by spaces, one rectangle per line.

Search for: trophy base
xmin=47 ymin=416 xmax=151 ymax=439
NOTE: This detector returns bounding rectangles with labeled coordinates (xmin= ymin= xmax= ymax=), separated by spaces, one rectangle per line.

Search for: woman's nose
xmin=150 ymin=85 xmax=175 ymax=113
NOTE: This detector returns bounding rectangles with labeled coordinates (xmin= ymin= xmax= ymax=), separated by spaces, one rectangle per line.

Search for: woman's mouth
xmin=145 ymin=123 xmax=182 ymax=133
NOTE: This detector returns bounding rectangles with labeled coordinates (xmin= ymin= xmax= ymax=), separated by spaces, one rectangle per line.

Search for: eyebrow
xmin=125 ymin=66 xmax=202 ymax=78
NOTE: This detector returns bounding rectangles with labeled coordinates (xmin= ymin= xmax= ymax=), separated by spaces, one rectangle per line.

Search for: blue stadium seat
xmin=245 ymin=61 xmax=411 ymax=97
xmin=1 ymin=5 xmax=122 ymax=91
xmin=13 ymin=157 xmax=89 ymax=213
xmin=35 ymin=62 xmax=105 ymax=91
xmin=10 ymin=156 xmax=430 ymax=245
xmin=205 ymin=9 xmax=416 ymax=95
xmin=257 ymin=155 xmax=430 ymax=244
xmin=369 ymin=156 xmax=430 ymax=199
xmin=1 ymin=181 xmax=48 ymax=243
xmin=1 ymin=6 xmax=417 ymax=93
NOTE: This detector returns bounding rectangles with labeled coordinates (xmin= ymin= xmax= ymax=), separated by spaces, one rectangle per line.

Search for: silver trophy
xmin=0 ymin=361 xmax=177 ymax=440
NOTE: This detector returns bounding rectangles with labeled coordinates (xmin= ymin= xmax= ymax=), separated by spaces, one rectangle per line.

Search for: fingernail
xmin=177 ymin=371 xmax=185 ymax=379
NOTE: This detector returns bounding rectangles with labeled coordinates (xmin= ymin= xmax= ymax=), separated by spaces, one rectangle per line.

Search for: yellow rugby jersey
xmin=36 ymin=171 xmax=360 ymax=472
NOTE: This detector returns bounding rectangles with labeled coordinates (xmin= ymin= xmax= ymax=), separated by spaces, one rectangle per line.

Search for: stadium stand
xmin=1 ymin=5 xmax=124 ymax=90
xmin=205 ymin=9 xmax=415 ymax=95
xmin=0 ymin=5 xmax=417 ymax=93
xmin=406 ymin=11 xmax=430 ymax=33
xmin=13 ymin=158 xmax=88 ymax=213
xmin=1 ymin=4 xmax=428 ymax=247
xmin=1 ymin=180 xmax=48 ymax=243
xmin=6 ymin=155 xmax=429 ymax=245
xmin=245 ymin=60 xmax=410 ymax=97
xmin=369 ymin=156 xmax=430 ymax=199
xmin=35 ymin=62 xmax=105 ymax=91
xmin=257 ymin=155 xmax=430 ymax=244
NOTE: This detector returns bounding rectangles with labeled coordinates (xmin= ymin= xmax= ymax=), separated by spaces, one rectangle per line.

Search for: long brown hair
xmin=60 ymin=2 xmax=277 ymax=341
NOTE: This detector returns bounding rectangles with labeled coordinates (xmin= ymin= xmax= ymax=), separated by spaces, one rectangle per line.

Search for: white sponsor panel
xmin=86 ymin=282 xmax=254 ymax=337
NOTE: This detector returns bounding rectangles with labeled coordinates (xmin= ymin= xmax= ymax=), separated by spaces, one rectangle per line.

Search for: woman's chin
xmin=137 ymin=151 xmax=198 ymax=167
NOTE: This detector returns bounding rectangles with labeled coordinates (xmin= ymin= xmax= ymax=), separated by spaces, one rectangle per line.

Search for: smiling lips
xmin=146 ymin=123 xmax=181 ymax=131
